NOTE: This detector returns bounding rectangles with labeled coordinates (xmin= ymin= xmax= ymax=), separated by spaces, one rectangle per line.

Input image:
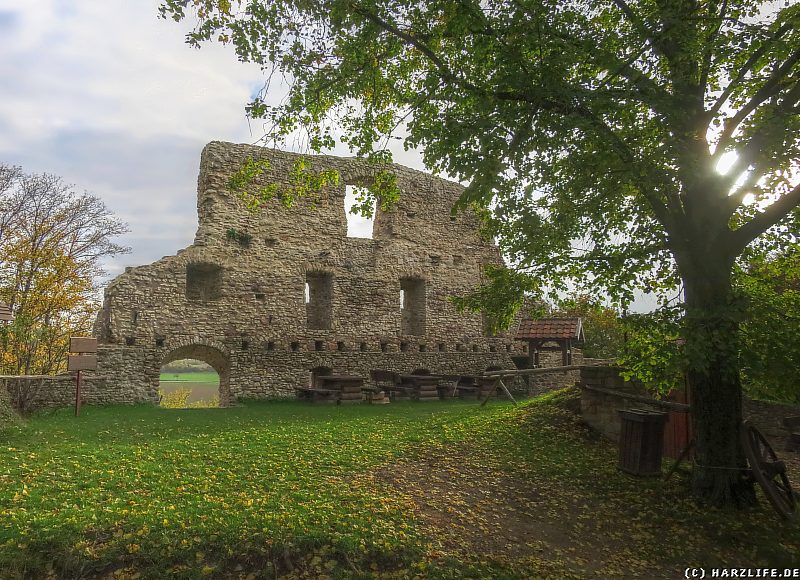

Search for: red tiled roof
xmin=516 ymin=318 xmax=583 ymax=341
xmin=0 ymin=302 xmax=13 ymax=322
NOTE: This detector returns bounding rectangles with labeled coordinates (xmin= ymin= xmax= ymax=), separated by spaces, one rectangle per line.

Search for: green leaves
xmin=450 ymin=265 xmax=545 ymax=334
xmin=161 ymin=0 xmax=799 ymax=306
xmin=617 ymin=307 xmax=686 ymax=397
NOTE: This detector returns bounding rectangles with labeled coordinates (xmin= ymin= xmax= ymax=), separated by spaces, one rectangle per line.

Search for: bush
xmin=158 ymin=388 xmax=219 ymax=409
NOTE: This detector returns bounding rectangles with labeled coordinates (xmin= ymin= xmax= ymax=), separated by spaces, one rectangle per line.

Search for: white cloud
xmin=0 ymin=0 xmax=269 ymax=274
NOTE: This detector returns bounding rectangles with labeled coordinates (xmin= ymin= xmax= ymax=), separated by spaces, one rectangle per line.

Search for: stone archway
xmin=160 ymin=341 xmax=231 ymax=406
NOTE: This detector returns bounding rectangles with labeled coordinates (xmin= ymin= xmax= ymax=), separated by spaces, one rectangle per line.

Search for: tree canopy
xmin=0 ymin=166 xmax=128 ymax=382
xmin=160 ymin=0 xmax=800 ymax=507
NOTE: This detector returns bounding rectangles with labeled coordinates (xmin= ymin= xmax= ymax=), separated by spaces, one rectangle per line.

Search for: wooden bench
xmin=315 ymin=375 xmax=366 ymax=404
xmin=370 ymin=370 xmax=407 ymax=401
xmin=455 ymin=383 xmax=481 ymax=399
xmin=360 ymin=385 xmax=388 ymax=404
xmin=452 ymin=375 xmax=492 ymax=399
xmin=398 ymin=374 xmax=442 ymax=401
xmin=295 ymin=386 xmax=338 ymax=403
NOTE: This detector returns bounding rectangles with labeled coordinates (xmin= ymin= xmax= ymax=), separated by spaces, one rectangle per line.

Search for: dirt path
xmin=371 ymin=405 xmax=800 ymax=578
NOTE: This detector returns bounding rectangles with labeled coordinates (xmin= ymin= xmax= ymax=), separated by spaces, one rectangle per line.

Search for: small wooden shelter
xmin=516 ymin=317 xmax=584 ymax=367
xmin=0 ymin=302 xmax=13 ymax=323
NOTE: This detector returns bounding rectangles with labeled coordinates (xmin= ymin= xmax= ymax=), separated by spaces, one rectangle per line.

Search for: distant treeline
xmin=161 ymin=359 xmax=214 ymax=374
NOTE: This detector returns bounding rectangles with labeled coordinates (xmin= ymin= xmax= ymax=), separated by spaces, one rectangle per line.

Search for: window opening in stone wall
xmin=306 ymin=272 xmax=333 ymax=330
xmin=159 ymin=358 xmax=220 ymax=408
xmin=399 ymin=278 xmax=426 ymax=335
xmin=186 ymin=262 xmax=223 ymax=302
xmin=155 ymin=338 xmax=165 ymax=348
xmin=345 ymin=185 xmax=376 ymax=238
xmin=291 ymin=341 xmax=300 ymax=352
xmin=125 ymin=336 xmax=135 ymax=346
xmin=337 ymin=341 xmax=345 ymax=351
xmin=266 ymin=341 xmax=275 ymax=351
xmin=309 ymin=366 xmax=333 ymax=387
xmin=482 ymin=313 xmax=498 ymax=337
xmin=438 ymin=343 xmax=446 ymax=352
xmin=360 ymin=342 xmax=368 ymax=352
xmin=315 ymin=340 xmax=325 ymax=351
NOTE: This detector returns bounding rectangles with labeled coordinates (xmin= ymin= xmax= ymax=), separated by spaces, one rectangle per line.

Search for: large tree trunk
xmin=681 ymin=252 xmax=756 ymax=507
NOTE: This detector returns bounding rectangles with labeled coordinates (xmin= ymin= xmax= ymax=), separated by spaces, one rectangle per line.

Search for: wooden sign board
xmin=70 ymin=337 xmax=97 ymax=353
xmin=0 ymin=302 xmax=12 ymax=322
xmin=68 ymin=354 xmax=97 ymax=371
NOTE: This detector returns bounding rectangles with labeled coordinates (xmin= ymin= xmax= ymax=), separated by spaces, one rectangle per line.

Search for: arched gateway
xmin=160 ymin=340 xmax=230 ymax=406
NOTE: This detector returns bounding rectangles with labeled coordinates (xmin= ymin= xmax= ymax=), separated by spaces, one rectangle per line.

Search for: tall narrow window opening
xmin=400 ymin=277 xmax=426 ymax=335
xmin=306 ymin=272 xmax=333 ymax=330
xmin=345 ymin=185 xmax=375 ymax=238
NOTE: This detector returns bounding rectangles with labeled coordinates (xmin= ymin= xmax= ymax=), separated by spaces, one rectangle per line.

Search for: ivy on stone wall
xmin=225 ymin=228 xmax=252 ymax=247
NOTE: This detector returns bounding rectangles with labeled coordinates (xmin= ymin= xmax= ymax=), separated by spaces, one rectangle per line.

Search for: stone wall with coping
xmin=579 ymin=366 xmax=800 ymax=443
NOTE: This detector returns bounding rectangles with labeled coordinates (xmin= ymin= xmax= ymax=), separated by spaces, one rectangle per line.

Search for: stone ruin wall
xmin=62 ymin=140 xmax=558 ymax=406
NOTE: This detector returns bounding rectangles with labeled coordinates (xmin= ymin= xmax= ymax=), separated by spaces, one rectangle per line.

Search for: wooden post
xmin=75 ymin=370 xmax=81 ymax=417
xmin=68 ymin=337 xmax=97 ymax=417
xmin=480 ymin=379 xmax=518 ymax=407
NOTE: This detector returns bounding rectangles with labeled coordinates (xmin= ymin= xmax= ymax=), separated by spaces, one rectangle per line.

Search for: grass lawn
xmin=158 ymin=372 xmax=219 ymax=384
xmin=0 ymin=390 xmax=798 ymax=579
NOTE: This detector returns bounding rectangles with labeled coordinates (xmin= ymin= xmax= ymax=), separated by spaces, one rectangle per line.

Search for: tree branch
xmin=352 ymin=6 xmax=476 ymax=93
xmin=699 ymin=0 xmax=728 ymax=91
xmin=720 ymin=77 xmax=800 ymax=214
xmin=707 ymin=20 xmax=793 ymax=119
xmin=714 ymin=46 xmax=800 ymax=157
xmin=730 ymin=182 xmax=800 ymax=253
xmin=612 ymin=0 xmax=664 ymax=58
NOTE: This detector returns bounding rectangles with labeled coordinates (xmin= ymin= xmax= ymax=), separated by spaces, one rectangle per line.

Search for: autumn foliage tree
xmin=0 ymin=166 xmax=128 ymax=376
xmin=160 ymin=0 xmax=799 ymax=507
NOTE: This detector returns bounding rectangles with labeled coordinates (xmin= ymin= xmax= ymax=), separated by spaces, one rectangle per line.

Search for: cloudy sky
xmin=1 ymin=1 xmax=661 ymax=310
xmin=0 ymin=0 xmax=420 ymax=279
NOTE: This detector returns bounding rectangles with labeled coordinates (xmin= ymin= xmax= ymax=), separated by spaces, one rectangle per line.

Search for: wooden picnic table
xmin=396 ymin=374 xmax=442 ymax=401
xmin=294 ymin=386 xmax=339 ymax=404
xmin=443 ymin=374 xmax=495 ymax=399
xmin=296 ymin=374 xmax=365 ymax=404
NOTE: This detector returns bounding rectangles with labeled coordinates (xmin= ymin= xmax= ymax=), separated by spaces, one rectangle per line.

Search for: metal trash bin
xmin=618 ymin=409 xmax=667 ymax=476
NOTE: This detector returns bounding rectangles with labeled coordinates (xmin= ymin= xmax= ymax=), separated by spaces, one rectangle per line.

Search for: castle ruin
xmin=85 ymin=141 xmax=533 ymax=404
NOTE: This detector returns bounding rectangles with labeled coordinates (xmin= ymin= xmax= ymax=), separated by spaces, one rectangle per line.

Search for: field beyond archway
xmin=159 ymin=358 xmax=221 ymax=408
